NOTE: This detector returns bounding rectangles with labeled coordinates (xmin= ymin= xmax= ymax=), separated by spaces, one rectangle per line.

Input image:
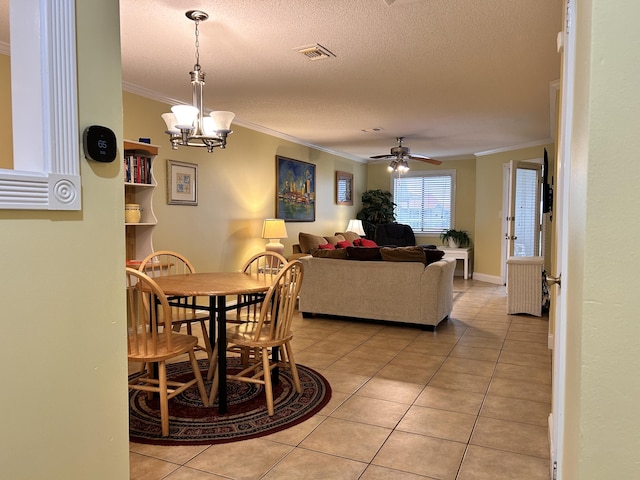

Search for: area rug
xmin=129 ymin=358 xmax=331 ymax=445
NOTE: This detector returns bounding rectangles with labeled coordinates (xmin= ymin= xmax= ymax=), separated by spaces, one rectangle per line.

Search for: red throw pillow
xmin=317 ymin=243 xmax=335 ymax=250
xmin=336 ymin=240 xmax=353 ymax=248
xmin=359 ymin=238 xmax=378 ymax=247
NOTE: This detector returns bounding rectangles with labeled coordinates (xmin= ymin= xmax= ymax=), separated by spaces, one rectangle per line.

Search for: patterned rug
xmin=129 ymin=358 xmax=331 ymax=445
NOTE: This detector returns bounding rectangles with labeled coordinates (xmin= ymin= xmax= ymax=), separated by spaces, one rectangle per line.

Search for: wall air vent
xmin=295 ymin=44 xmax=336 ymax=61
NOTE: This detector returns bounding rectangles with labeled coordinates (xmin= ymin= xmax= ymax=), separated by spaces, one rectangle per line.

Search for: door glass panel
xmin=514 ymin=167 xmax=541 ymax=256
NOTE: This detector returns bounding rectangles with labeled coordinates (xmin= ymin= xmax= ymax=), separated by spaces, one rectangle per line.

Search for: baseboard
xmin=471 ymin=272 xmax=503 ymax=285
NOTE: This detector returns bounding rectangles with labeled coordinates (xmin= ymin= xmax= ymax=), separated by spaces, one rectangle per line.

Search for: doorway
xmin=501 ymin=159 xmax=544 ymax=284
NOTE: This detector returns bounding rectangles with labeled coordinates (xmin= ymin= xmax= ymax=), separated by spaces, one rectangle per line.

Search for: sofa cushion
xmin=311 ymin=248 xmax=348 ymax=259
xmin=336 ymin=240 xmax=353 ymax=248
xmin=318 ymin=243 xmax=336 ymax=250
xmin=380 ymin=246 xmax=426 ymax=263
xmin=299 ymin=232 xmax=329 ymax=253
xmin=424 ymin=248 xmax=445 ymax=265
xmin=337 ymin=231 xmax=362 ymax=243
xmin=346 ymin=246 xmax=382 ymax=261
xmin=324 ymin=234 xmax=346 ymax=246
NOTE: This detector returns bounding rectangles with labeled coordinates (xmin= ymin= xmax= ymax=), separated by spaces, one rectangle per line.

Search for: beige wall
xmin=367 ymin=158 xmax=477 ymax=247
xmin=0 ymin=1 xmax=129 ymax=479
xmin=123 ymin=92 xmax=367 ymax=271
xmin=0 ymin=53 xmax=12 ymax=169
xmin=561 ymin=0 xmax=640 ymax=477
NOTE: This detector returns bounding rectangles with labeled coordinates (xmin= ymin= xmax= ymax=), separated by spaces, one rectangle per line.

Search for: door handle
xmin=546 ymin=274 xmax=561 ymax=287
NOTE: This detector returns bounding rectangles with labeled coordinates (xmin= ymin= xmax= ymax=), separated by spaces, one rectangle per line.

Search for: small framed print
xmin=167 ymin=160 xmax=198 ymax=205
xmin=336 ymin=171 xmax=353 ymax=205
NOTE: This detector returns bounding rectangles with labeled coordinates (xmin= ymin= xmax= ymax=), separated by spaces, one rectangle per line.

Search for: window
xmin=392 ymin=170 xmax=456 ymax=234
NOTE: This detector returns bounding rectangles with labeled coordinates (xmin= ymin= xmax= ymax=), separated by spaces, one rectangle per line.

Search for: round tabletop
xmin=150 ymin=272 xmax=272 ymax=297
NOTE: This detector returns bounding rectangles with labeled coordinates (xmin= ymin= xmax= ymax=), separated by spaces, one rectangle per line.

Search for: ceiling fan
xmin=370 ymin=137 xmax=442 ymax=173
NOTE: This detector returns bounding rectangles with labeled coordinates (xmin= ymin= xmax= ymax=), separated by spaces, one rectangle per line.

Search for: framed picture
xmin=336 ymin=171 xmax=353 ymax=205
xmin=276 ymin=155 xmax=316 ymax=222
xmin=167 ymin=160 xmax=198 ymax=205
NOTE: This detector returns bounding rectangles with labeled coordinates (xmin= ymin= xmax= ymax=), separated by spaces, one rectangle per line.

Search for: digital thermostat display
xmin=83 ymin=125 xmax=117 ymax=163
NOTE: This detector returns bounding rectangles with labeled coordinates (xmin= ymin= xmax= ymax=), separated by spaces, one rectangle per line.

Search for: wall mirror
xmin=0 ymin=0 xmax=80 ymax=210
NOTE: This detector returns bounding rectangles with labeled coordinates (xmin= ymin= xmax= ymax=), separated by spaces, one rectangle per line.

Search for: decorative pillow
xmin=324 ymin=234 xmax=346 ymax=246
xmin=424 ymin=248 xmax=445 ymax=265
xmin=317 ymin=243 xmax=336 ymax=250
xmin=299 ymin=232 xmax=328 ymax=253
xmin=380 ymin=246 xmax=426 ymax=263
xmin=359 ymin=238 xmax=378 ymax=247
xmin=311 ymin=248 xmax=348 ymax=259
xmin=338 ymin=231 xmax=362 ymax=243
xmin=336 ymin=240 xmax=353 ymax=248
xmin=346 ymin=246 xmax=382 ymax=261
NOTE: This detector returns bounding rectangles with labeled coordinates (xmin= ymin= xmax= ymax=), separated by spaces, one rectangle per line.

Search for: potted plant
xmin=356 ymin=189 xmax=396 ymax=239
xmin=440 ymin=229 xmax=470 ymax=248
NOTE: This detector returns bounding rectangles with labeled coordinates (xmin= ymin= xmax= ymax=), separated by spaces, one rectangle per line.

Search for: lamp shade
xmin=346 ymin=219 xmax=366 ymax=236
xmin=261 ymin=219 xmax=288 ymax=240
xmin=161 ymin=112 xmax=180 ymax=134
xmin=210 ymin=111 xmax=236 ymax=131
xmin=171 ymin=105 xmax=199 ymax=128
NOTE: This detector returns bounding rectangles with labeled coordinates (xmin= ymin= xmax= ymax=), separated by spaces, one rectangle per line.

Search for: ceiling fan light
xmin=210 ymin=110 xmax=235 ymax=132
xmin=171 ymin=104 xmax=199 ymax=129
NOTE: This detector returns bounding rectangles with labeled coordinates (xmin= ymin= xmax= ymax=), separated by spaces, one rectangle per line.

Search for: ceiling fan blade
xmin=370 ymin=154 xmax=394 ymax=159
xmin=410 ymin=155 xmax=442 ymax=165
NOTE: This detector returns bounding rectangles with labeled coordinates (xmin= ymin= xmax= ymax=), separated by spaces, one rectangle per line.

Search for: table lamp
xmin=261 ymin=218 xmax=288 ymax=256
xmin=345 ymin=219 xmax=366 ymax=236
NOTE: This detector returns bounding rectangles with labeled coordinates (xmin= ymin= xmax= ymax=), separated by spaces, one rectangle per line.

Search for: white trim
xmin=122 ymin=81 xmax=366 ymax=164
xmin=0 ymin=0 xmax=80 ymax=210
xmin=475 ymin=138 xmax=553 ymax=157
xmin=470 ymin=272 xmax=503 ymax=285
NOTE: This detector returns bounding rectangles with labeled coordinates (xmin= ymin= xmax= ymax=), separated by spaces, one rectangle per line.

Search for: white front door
xmin=549 ymin=0 xmax=575 ymax=477
xmin=502 ymin=160 xmax=544 ymax=283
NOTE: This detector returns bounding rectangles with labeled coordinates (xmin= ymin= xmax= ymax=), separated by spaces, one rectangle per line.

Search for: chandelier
xmin=161 ymin=10 xmax=235 ymax=153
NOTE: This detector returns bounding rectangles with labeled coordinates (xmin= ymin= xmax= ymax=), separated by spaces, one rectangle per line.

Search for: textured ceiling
xmin=3 ymin=0 xmax=563 ymax=163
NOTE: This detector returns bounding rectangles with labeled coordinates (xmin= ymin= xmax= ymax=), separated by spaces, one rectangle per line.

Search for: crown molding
xmin=475 ymin=138 xmax=553 ymax=157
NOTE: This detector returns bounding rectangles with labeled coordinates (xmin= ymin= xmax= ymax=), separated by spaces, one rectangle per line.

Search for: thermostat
xmin=83 ymin=125 xmax=117 ymax=163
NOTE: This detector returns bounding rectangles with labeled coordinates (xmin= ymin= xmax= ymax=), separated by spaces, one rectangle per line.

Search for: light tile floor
xmin=130 ymin=278 xmax=552 ymax=480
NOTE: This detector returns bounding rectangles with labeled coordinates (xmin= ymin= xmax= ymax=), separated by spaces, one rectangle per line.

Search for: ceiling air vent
xmin=295 ymin=44 xmax=336 ymax=61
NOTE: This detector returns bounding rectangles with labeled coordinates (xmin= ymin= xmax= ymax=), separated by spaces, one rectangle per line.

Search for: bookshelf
xmin=124 ymin=140 xmax=159 ymax=264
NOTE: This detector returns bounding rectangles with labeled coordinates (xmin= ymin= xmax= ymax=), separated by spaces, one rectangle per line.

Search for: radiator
xmin=507 ymin=256 xmax=544 ymax=316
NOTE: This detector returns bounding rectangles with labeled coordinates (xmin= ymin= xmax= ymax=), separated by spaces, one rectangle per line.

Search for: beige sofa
xmin=298 ymin=255 xmax=456 ymax=329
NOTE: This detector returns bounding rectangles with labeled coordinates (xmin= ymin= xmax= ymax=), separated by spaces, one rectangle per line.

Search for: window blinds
xmin=393 ymin=172 xmax=455 ymax=233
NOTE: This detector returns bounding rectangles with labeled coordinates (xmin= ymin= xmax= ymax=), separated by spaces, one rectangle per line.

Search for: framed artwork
xmin=276 ymin=155 xmax=316 ymax=222
xmin=336 ymin=171 xmax=354 ymax=205
xmin=167 ymin=160 xmax=198 ymax=205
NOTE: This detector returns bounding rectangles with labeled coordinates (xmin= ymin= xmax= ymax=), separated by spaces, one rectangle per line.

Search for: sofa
xmin=293 ymin=231 xmax=456 ymax=329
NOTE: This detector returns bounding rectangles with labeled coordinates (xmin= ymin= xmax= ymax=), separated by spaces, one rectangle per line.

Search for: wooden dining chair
xmin=126 ymin=267 xmax=209 ymax=436
xmin=138 ymin=250 xmax=212 ymax=356
xmin=234 ymin=251 xmax=288 ymax=323
xmin=207 ymin=260 xmax=304 ymax=415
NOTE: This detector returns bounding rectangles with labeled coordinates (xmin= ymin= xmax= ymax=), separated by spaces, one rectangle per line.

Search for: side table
xmin=439 ymin=246 xmax=473 ymax=279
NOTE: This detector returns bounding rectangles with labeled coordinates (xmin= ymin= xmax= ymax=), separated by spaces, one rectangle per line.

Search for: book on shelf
xmin=124 ymin=153 xmax=152 ymax=184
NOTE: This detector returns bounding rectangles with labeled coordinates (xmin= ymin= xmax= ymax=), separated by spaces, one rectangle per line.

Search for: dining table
xmin=149 ymin=271 xmax=273 ymax=413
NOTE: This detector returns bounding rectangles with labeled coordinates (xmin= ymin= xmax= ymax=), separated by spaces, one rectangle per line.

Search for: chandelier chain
xmin=194 ymin=19 xmax=201 ymax=69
